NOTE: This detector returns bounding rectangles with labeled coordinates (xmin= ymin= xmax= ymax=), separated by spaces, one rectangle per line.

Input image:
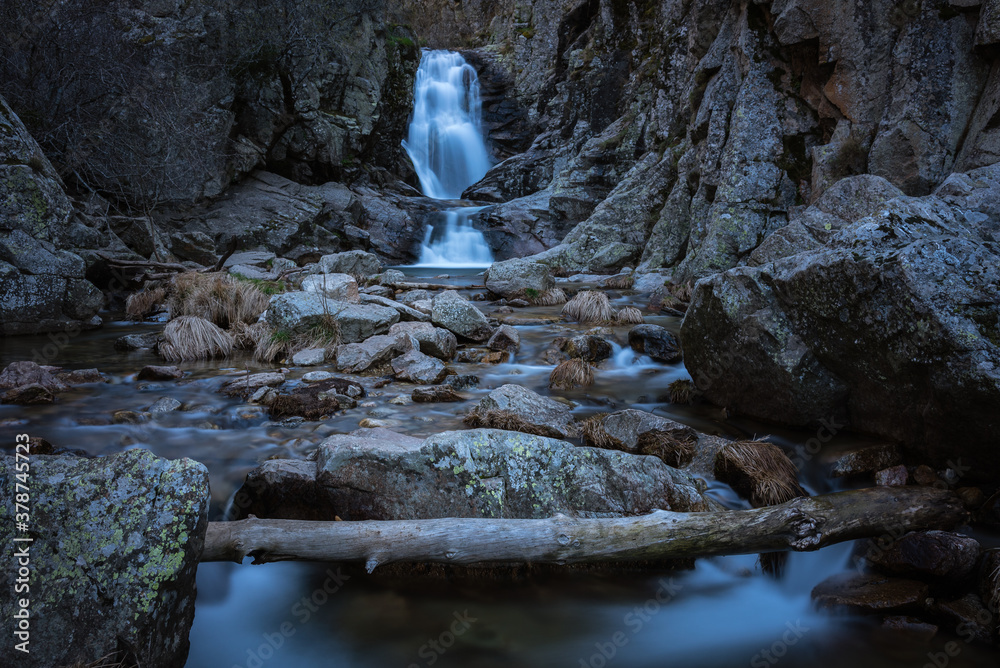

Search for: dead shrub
xmin=615 ymin=306 xmax=644 ymax=325
xmin=562 ymin=290 xmax=615 ymax=323
xmin=604 ymin=274 xmax=634 ymax=290
xmin=549 ymin=358 xmax=594 ymax=390
xmin=125 ymin=286 xmax=166 ymax=320
xmin=158 ymin=315 xmax=233 ymax=362
xmin=168 ymin=272 xmax=269 ymax=328
xmin=464 ymin=408 xmax=558 ymax=438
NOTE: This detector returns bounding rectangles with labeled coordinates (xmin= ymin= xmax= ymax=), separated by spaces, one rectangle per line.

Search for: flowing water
xmin=404 ymin=50 xmax=494 ymax=267
xmin=3 ymin=275 xmax=998 ymax=667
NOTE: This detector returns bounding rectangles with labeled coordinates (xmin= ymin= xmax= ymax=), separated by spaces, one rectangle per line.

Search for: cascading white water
xmin=403 ymin=50 xmax=495 ymax=267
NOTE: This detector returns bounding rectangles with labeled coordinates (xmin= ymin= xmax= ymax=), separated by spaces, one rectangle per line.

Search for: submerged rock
xmin=115 ymin=332 xmax=162 ymax=352
xmin=628 ymin=324 xmax=681 ymax=363
xmin=137 ymin=365 xmax=184 ymax=381
xmin=812 ymin=573 xmax=930 ymax=614
xmin=0 ymin=449 xmax=209 ymax=667
xmin=412 ymin=385 xmax=464 ymax=402
xmin=233 ymin=428 xmax=709 ymax=521
xmin=269 ymin=378 xmax=365 ymax=420
xmin=487 ymin=324 xmax=521 ymax=353
xmin=561 ymin=335 xmax=613 ymax=363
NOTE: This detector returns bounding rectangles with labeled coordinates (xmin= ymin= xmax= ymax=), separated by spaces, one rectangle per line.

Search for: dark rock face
xmin=0 ymin=96 xmax=103 ymax=335
xmin=812 ymin=573 xmax=930 ymax=614
xmin=862 ymin=531 xmax=981 ymax=582
xmin=681 ymin=173 xmax=1000 ymax=471
xmin=628 ymin=325 xmax=682 ymax=363
xmin=0 ymin=449 xmax=210 ymax=667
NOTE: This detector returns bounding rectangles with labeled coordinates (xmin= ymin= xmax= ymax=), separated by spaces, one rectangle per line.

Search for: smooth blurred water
xmin=403 ymin=50 xmax=495 ymax=268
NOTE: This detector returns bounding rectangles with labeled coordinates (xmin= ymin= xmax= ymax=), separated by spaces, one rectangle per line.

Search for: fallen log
xmin=202 ymin=486 xmax=966 ymax=570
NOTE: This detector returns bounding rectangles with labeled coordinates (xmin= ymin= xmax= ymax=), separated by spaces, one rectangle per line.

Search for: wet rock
xmin=431 ymin=290 xmax=493 ymax=342
xmin=318 ymin=250 xmax=383 ymax=276
xmin=249 ymin=387 xmax=278 ymax=406
xmin=628 ymin=324 xmax=681 ymax=363
xmin=358 ymin=417 xmax=401 ymax=429
xmin=57 ymin=368 xmax=107 ymax=385
xmin=391 ymin=350 xmax=450 ymax=385
xmin=0 ymin=361 xmax=68 ymax=395
xmin=934 ymin=594 xmax=996 ymax=643
xmin=235 ymin=428 xmax=709 ymax=521
xmin=388 ymin=321 xmax=457 ymax=361
xmin=582 ymin=409 xmax=698 ymax=455
xmin=291 ymin=348 xmax=326 ymax=366
xmin=561 ymin=335 xmax=613 ymax=363
xmin=336 ymin=332 xmax=417 ymax=374
xmin=269 ymin=378 xmax=364 ymax=420
xmin=484 ymin=258 xmax=556 ymax=299
xmin=978 ymin=549 xmax=1000 ymax=613
xmin=880 ymin=616 xmax=938 ymax=643
xmin=0 ymin=449 xmax=208 ymax=667
xmin=112 ymin=410 xmax=148 ymax=425
xmin=876 ymin=465 xmax=909 ymax=487
xmin=412 ymin=385 xmax=464 ymax=402
xmin=863 ymin=531 xmax=981 ymax=582
xmin=364 ymin=285 xmax=394 ymax=299
xmin=300 ymin=273 xmax=360 ymax=303
xmin=812 ymin=573 xmax=929 ymax=614
xmin=913 ymin=465 xmax=941 ymax=486
xmin=487 ymin=325 xmax=520 ymax=353
xmin=373 ymin=268 xmax=406 ymax=286
xmin=267 ymin=292 xmax=399 ymax=343
xmin=302 ymin=371 xmax=335 ymax=383
xmin=360 ymin=293 xmax=431 ymax=322
xmin=149 ymin=397 xmax=182 ymax=413
xmin=3 ymin=383 xmax=56 ymax=405
xmin=220 ymin=372 xmax=286 ymax=399
xmin=137 ymin=365 xmax=184 ymax=381
xmin=957 ymin=486 xmax=985 ymax=510
xmin=444 ymin=374 xmax=479 ymax=391
xmin=115 ymin=332 xmax=162 ymax=352
xmin=833 ymin=444 xmax=902 ymax=477
xmin=469 ymin=384 xmax=575 ymax=439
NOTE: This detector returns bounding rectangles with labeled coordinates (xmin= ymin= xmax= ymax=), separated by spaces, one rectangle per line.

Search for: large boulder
xmin=0 ymin=449 xmax=209 ymax=667
xmin=430 ymin=290 xmax=493 ymax=341
xmin=266 ymin=292 xmax=399 ymax=343
xmin=391 ymin=349 xmax=450 ymax=384
xmin=336 ymin=332 xmax=417 ymax=374
xmin=232 ymin=428 xmax=710 ymax=521
xmin=484 ymin=258 xmax=556 ymax=299
xmin=0 ymin=95 xmax=103 ymax=335
xmin=301 ymin=273 xmax=360 ymax=302
xmin=681 ymin=176 xmax=1000 ymax=472
xmin=318 ymin=250 xmax=383 ymax=277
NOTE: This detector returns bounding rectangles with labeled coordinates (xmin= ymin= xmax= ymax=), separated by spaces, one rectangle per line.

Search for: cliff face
xmin=0 ymin=0 xmax=419 ymax=207
xmin=405 ymin=0 xmax=1000 ymax=277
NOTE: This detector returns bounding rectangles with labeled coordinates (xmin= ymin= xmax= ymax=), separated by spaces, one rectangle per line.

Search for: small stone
xmin=112 ymin=410 xmax=148 ymax=425
xmin=957 ymin=486 xmax=985 ymax=509
xmin=358 ymin=418 xmax=400 ymax=429
xmin=508 ymin=299 xmax=529 ymax=307
xmin=389 ymin=395 xmax=413 ymax=406
xmin=148 ymin=397 xmax=182 ymax=413
xmin=2 ymin=384 xmax=55 ymax=405
xmin=137 ymin=365 xmax=183 ymax=381
xmin=912 ymin=465 xmax=940 ymax=486
xmin=880 ymin=616 xmax=938 ymax=643
xmin=934 ymin=595 xmax=995 ymax=643
xmin=412 ymin=385 xmax=464 ymax=402
xmin=249 ymin=387 xmax=278 ymax=406
xmin=444 ymin=374 xmax=479 ymax=391
xmin=487 ymin=325 xmax=521 ymax=353
xmin=483 ymin=351 xmax=509 ymax=364
xmin=628 ymin=324 xmax=681 ymax=363
xmin=291 ymin=348 xmax=326 ymax=366
xmin=833 ymin=444 xmax=902 ymax=477
xmin=302 ymin=371 xmax=335 ymax=383
xmin=58 ymin=369 xmax=107 ymax=385
xmin=114 ymin=332 xmax=161 ymax=352
xmin=875 ymin=465 xmax=909 ymax=487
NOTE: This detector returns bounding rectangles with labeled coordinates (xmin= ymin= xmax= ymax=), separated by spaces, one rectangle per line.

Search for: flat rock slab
xmin=473 ymin=384 xmax=576 ymax=439
xmin=0 ymin=449 xmax=209 ymax=667
xmin=812 ymin=573 xmax=929 ymax=614
xmin=861 ymin=530 xmax=981 ymax=581
xmin=233 ymin=428 xmax=709 ymax=522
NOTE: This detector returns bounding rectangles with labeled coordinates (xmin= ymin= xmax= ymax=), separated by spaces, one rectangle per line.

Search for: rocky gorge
xmin=2 ymin=0 xmax=1000 ymax=667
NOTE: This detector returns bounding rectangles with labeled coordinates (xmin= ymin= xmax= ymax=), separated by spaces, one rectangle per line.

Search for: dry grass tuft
xmin=252 ymin=318 xmax=340 ymax=364
xmin=715 ymin=439 xmax=808 ymax=577
xmin=666 ymin=281 xmax=694 ymax=304
xmin=159 ymin=315 xmax=234 ymax=362
xmin=549 ymin=358 xmax=595 ymax=390
xmin=169 ymin=272 xmax=269 ymax=328
xmin=66 ymin=652 xmax=138 ymax=668
xmin=230 ymin=321 xmax=269 ymax=351
xmin=615 ymin=306 xmax=644 ymax=325
xmin=636 ymin=430 xmax=696 ymax=467
xmin=464 ymin=408 xmax=557 ymax=438
xmin=527 ymin=287 xmax=567 ymax=306
xmin=562 ymin=290 xmax=615 ymax=323
xmin=580 ymin=413 xmax=624 ymax=449
xmin=714 ymin=440 xmax=807 ymax=508
xmin=604 ymin=274 xmax=634 ymax=290
xmin=667 ymin=379 xmax=697 ymax=405
xmin=125 ymin=286 xmax=166 ymax=320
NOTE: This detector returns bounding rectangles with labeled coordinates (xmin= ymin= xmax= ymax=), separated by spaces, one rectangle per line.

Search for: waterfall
xmin=403 ymin=50 xmax=495 ymax=267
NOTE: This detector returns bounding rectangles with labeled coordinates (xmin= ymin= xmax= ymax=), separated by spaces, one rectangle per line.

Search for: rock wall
xmin=406 ymin=0 xmax=1000 ymax=276
xmin=0 ymin=95 xmax=104 ymax=335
